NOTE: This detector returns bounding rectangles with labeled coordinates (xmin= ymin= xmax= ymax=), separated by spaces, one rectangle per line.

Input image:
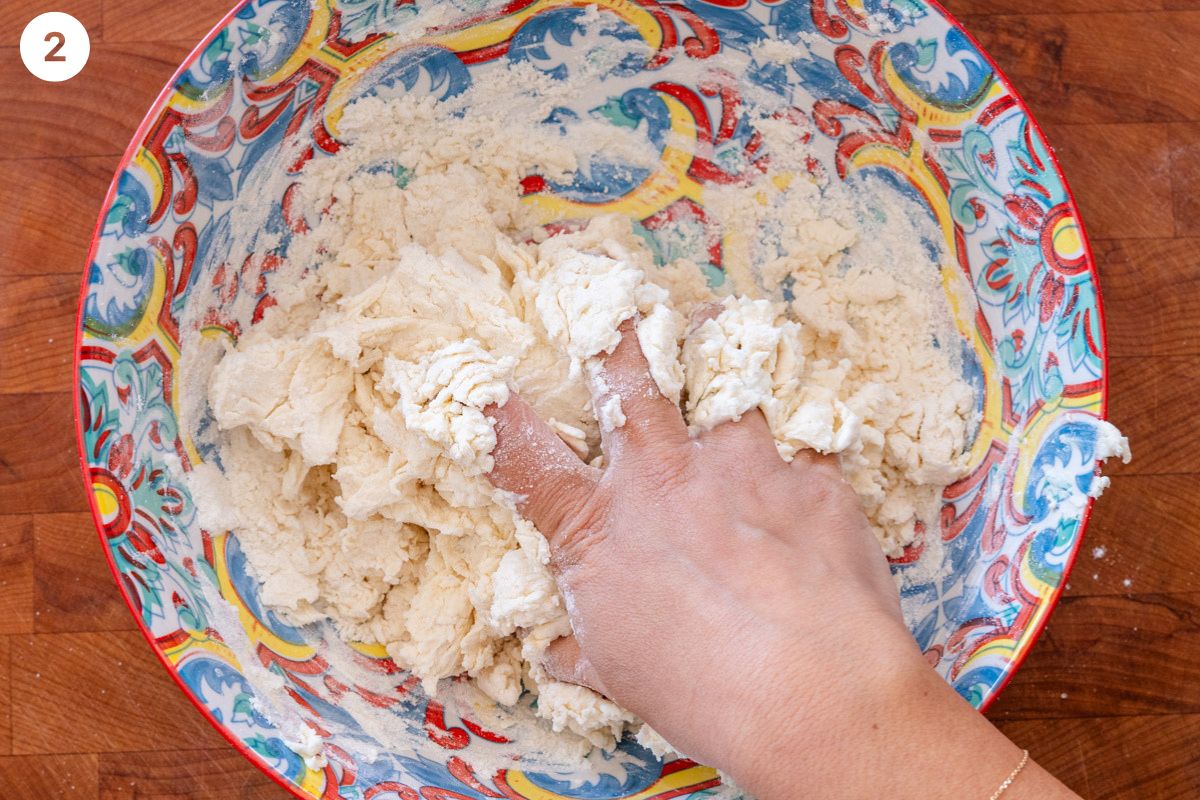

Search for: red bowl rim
xmin=923 ymin=0 xmax=1109 ymax=712
xmin=71 ymin=2 xmax=1109 ymax=795
xmin=72 ymin=3 xmax=312 ymax=797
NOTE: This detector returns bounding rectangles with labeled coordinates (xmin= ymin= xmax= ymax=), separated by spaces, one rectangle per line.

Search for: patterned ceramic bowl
xmin=75 ymin=1 xmax=1113 ymax=797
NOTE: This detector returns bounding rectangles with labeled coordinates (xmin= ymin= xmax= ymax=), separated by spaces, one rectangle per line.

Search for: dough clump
xmin=190 ymin=88 xmax=974 ymax=752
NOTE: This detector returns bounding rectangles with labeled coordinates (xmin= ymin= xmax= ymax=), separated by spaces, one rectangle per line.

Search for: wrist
xmin=715 ymin=618 xmax=922 ymax=790
xmin=722 ymin=626 xmax=1019 ymax=800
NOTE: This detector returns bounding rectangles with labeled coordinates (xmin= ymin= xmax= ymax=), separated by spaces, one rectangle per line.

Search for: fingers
xmin=687 ymin=302 xmax=784 ymax=463
xmin=486 ymin=393 xmax=601 ymax=534
xmin=688 ymin=301 xmax=723 ymax=331
xmin=731 ymin=406 xmax=773 ymax=440
xmin=699 ymin=406 xmax=782 ymax=461
xmin=785 ymin=448 xmax=866 ymax=535
xmin=543 ymin=635 xmax=606 ymax=695
xmin=788 ymin=447 xmax=843 ymax=476
xmin=686 ymin=301 xmax=779 ymax=457
xmin=590 ymin=318 xmax=689 ymax=457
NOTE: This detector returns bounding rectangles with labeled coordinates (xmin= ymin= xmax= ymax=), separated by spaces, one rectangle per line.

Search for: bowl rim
xmin=71 ymin=3 xmax=303 ymax=796
xmin=923 ymin=0 xmax=1109 ymax=708
xmin=72 ymin=2 xmax=1109 ymax=796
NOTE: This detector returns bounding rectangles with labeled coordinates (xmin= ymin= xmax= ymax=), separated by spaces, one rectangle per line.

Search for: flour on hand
xmin=187 ymin=78 xmax=979 ymax=755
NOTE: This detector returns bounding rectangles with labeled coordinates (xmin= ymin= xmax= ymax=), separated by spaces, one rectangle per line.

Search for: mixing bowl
xmin=75 ymin=1 xmax=1112 ymax=797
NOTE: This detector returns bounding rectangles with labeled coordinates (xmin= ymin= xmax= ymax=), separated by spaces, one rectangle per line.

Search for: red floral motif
xmin=142 ymin=86 xmax=236 ymax=225
xmin=365 ymin=784 xmax=420 ymax=800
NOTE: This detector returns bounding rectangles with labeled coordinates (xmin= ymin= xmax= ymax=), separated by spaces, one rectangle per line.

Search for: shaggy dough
xmin=191 ymin=88 xmax=974 ymax=753
xmin=198 ymin=210 xmax=699 ymax=748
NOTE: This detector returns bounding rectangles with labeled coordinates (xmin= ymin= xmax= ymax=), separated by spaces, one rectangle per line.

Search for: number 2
xmin=44 ymin=31 xmax=66 ymax=62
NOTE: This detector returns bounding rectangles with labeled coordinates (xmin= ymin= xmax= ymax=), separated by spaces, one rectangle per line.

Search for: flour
xmin=184 ymin=54 xmax=981 ymax=758
xmin=681 ymin=294 xmax=862 ymax=457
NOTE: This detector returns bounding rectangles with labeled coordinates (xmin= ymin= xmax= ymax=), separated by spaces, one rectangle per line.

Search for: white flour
xmin=185 ymin=84 xmax=974 ymax=756
xmin=180 ymin=22 xmax=981 ymax=763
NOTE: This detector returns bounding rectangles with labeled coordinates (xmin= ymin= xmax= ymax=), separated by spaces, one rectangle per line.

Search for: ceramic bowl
xmin=76 ymin=1 xmax=1112 ymax=797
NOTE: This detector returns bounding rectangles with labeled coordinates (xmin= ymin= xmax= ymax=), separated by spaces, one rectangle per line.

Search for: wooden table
xmin=0 ymin=1 xmax=1196 ymax=797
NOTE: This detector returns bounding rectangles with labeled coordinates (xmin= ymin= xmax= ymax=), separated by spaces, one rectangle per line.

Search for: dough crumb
xmin=186 ymin=79 xmax=980 ymax=752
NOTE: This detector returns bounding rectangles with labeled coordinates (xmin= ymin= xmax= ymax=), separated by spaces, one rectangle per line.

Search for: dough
xmin=198 ymin=210 xmax=692 ymax=749
xmin=189 ymin=86 xmax=974 ymax=753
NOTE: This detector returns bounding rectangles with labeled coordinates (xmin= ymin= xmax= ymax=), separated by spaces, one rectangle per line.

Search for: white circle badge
xmin=20 ymin=12 xmax=90 ymax=82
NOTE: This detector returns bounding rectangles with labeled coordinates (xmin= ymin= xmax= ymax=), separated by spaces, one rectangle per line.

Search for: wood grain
xmin=961 ymin=12 xmax=1200 ymax=125
xmin=1168 ymin=122 xmax=1200 ymax=237
xmin=9 ymin=632 xmax=231 ymax=755
xmin=0 ymin=517 xmax=34 ymax=635
xmin=0 ymin=753 xmax=100 ymax=800
xmin=1091 ymin=238 xmax=1200 ymax=357
xmin=1105 ymin=356 xmax=1200 ymax=475
xmin=996 ymin=714 xmax=1200 ymax=800
xmin=102 ymin=0 xmax=236 ymax=45
xmin=98 ymin=749 xmax=285 ymax=799
xmin=0 ymin=393 xmax=90 ymax=514
xmin=0 ymin=273 xmax=79 ymax=395
xmin=34 ymin=513 xmax=139 ymax=634
xmin=0 ymin=636 xmax=10 ymax=755
xmin=0 ymin=156 xmax=119 ymax=276
xmin=0 ymin=42 xmax=199 ymax=160
xmin=0 ymin=0 xmax=104 ymax=44
xmin=1071 ymin=474 xmax=1200 ymax=596
xmin=1042 ymin=123 xmax=1174 ymax=241
xmin=987 ymin=593 xmax=1200 ymax=720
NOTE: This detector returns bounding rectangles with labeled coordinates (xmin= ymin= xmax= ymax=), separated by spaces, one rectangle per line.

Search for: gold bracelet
xmin=989 ymin=749 xmax=1030 ymax=800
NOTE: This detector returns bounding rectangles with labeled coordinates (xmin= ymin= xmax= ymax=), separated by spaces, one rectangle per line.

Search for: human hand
xmin=486 ymin=318 xmax=1079 ymax=800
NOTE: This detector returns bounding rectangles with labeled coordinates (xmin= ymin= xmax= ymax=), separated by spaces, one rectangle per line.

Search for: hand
xmin=486 ymin=319 xmax=1080 ymax=800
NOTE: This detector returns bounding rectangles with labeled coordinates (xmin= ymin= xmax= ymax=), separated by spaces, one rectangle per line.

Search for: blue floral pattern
xmin=77 ymin=1 xmax=1111 ymax=797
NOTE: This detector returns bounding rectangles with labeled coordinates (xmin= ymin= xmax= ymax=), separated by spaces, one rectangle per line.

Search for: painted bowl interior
xmin=77 ymin=1 xmax=1109 ymax=797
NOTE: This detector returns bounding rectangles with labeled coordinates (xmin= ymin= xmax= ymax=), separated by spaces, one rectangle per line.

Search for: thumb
xmin=486 ymin=392 xmax=600 ymax=537
xmin=543 ymin=635 xmax=607 ymax=696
